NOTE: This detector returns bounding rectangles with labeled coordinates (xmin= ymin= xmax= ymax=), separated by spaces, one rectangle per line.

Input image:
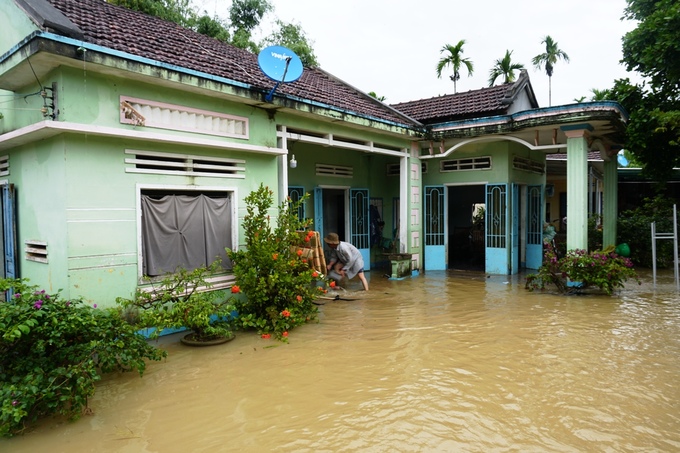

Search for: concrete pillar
xmin=561 ymin=125 xmax=592 ymax=251
xmin=602 ymin=157 xmax=618 ymax=248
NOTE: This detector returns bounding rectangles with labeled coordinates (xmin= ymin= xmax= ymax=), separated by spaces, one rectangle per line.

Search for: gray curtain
xmin=141 ymin=194 xmax=231 ymax=276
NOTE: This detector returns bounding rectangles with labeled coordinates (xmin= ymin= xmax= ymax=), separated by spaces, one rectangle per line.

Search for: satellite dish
xmin=617 ymin=149 xmax=629 ymax=167
xmin=258 ymin=46 xmax=303 ymax=102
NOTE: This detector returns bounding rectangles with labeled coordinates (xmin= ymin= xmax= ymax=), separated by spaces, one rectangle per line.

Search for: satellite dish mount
xmin=258 ymin=46 xmax=304 ymax=103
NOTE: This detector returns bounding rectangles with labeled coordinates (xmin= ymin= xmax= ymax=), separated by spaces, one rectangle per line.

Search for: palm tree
xmin=436 ymin=40 xmax=474 ymax=93
xmin=532 ymin=35 xmax=570 ymax=106
xmin=590 ymin=88 xmax=611 ymax=101
xmin=488 ymin=50 xmax=525 ymax=86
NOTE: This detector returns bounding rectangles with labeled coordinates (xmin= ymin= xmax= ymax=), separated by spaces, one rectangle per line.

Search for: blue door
xmin=350 ymin=188 xmax=370 ymax=270
xmin=485 ymin=184 xmax=508 ymax=274
xmin=526 ymin=185 xmax=543 ymax=270
xmin=3 ymin=184 xmax=16 ymax=280
xmin=424 ymin=186 xmax=446 ymax=270
xmin=314 ymin=187 xmax=324 ymax=241
xmin=511 ymin=184 xmax=519 ymax=274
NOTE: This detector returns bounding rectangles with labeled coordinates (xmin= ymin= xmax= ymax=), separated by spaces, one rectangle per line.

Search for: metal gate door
xmin=350 ymin=188 xmax=370 ymax=270
xmin=486 ymin=184 xmax=507 ymax=274
xmin=424 ymin=186 xmax=446 ymax=270
xmin=526 ymin=185 xmax=543 ymax=269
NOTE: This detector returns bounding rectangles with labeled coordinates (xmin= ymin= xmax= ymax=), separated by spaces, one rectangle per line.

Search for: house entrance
xmin=321 ymin=188 xmax=347 ymax=240
xmin=447 ymin=185 xmax=485 ymax=271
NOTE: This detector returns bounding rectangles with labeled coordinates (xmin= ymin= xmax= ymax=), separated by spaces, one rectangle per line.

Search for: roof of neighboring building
xmin=391 ymin=70 xmax=538 ymax=124
xmin=22 ymin=0 xmax=419 ymax=128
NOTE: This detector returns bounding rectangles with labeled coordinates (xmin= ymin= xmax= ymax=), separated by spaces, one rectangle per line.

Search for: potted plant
xmin=117 ymin=262 xmax=236 ymax=346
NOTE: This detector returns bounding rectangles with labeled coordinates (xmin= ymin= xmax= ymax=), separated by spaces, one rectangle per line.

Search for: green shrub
xmin=525 ymin=244 xmax=640 ymax=295
xmin=116 ymin=262 xmax=236 ymax=342
xmin=1 ymin=279 xmax=166 ymax=437
xmin=227 ymin=184 xmax=322 ymax=341
xmin=618 ymin=196 xmax=675 ymax=268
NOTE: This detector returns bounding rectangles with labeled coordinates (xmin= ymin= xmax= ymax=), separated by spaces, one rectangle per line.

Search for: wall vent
xmin=0 ymin=155 xmax=8 ymax=177
xmin=440 ymin=156 xmax=491 ymax=172
xmin=125 ymin=149 xmax=246 ymax=178
xmin=513 ymin=156 xmax=545 ymax=174
xmin=316 ymin=163 xmax=353 ymax=178
xmin=25 ymin=240 xmax=47 ymax=263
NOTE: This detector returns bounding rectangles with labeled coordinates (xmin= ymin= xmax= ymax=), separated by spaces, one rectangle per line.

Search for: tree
xmin=531 ymin=35 xmax=570 ymax=106
xmin=590 ymin=88 xmax=611 ymax=101
xmin=368 ymin=91 xmax=386 ymax=102
xmin=260 ymin=19 xmax=319 ymax=67
xmin=488 ymin=50 xmax=525 ymax=86
xmin=108 ymin=0 xmax=198 ymax=27
xmin=612 ymin=0 xmax=680 ymax=181
xmin=229 ymin=0 xmax=273 ymax=52
xmin=435 ymin=40 xmax=474 ymax=93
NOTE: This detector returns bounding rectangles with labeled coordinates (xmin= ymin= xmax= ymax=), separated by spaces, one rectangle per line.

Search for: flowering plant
xmin=1 ymin=279 xmax=165 ymax=437
xmin=525 ymin=243 xmax=640 ymax=295
xmin=227 ymin=184 xmax=322 ymax=341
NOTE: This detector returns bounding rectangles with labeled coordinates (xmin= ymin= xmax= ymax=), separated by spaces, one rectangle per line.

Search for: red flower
xmin=282 ymin=310 xmax=291 ymax=317
xmin=261 ymin=333 xmax=271 ymax=339
xmin=297 ymin=249 xmax=303 ymax=256
xmin=272 ymin=253 xmax=278 ymax=260
xmin=330 ymin=281 xmax=336 ymax=288
xmin=302 ymin=259 xmax=307 ymax=263
xmin=312 ymin=271 xmax=319 ymax=278
xmin=296 ymin=295 xmax=302 ymax=302
xmin=317 ymin=286 xmax=324 ymax=292
xmin=231 ymin=285 xmax=240 ymax=294
xmin=304 ymin=236 xmax=311 ymax=242
xmin=307 ymin=231 xmax=314 ymax=238
xmin=282 ymin=331 xmax=289 ymax=338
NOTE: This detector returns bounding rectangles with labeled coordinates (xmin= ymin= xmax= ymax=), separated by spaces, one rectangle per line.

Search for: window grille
xmin=513 ymin=156 xmax=545 ymax=174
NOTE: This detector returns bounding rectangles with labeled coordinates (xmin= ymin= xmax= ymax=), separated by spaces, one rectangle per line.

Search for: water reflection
xmin=4 ymin=270 xmax=680 ymax=452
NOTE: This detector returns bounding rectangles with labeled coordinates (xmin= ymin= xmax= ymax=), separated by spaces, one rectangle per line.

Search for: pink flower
xmin=296 ymin=295 xmax=302 ymax=302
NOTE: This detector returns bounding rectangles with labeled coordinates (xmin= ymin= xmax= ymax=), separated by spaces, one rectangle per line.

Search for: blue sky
xmin=195 ymin=0 xmax=641 ymax=107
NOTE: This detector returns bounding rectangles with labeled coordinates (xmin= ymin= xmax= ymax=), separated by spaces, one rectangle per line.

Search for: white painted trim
xmin=0 ymin=121 xmax=282 ymax=155
xmin=419 ymin=135 xmax=567 ymax=159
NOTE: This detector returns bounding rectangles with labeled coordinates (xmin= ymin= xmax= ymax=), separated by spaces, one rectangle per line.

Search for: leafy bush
xmin=1 ymin=279 xmax=166 ymax=437
xmin=618 ymin=195 xmax=675 ymax=268
xmin=227 ymin=184 xmax=322 ymax=341
xmin=116 ymin=262 xmax=236 ymax=342
xmin=525 ymin=244 xmax=640 ymax=295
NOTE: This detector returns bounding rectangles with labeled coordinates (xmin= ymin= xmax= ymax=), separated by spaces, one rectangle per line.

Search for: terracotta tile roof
xmin=42 ymin=0 xmax=419 ymax=127
xmin=391 ymin=83 xmax=517 ymax=124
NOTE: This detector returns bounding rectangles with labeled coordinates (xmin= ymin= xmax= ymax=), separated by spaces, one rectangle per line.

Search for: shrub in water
xmin=525 ymin=244 xmax=640 ymax=295
xmin=227 ymin=184 xmax=322 ymax=341
xmin=1 ymin=279 xmax=166 ymax=437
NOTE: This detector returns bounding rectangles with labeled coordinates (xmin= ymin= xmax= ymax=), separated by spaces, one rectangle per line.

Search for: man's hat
xmin=324 ymin=233 xmax=340 ymax=245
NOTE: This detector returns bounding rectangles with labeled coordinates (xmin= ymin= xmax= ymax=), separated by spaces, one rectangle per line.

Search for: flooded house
xmin=0 ymin=0 xmax=627 ymax=305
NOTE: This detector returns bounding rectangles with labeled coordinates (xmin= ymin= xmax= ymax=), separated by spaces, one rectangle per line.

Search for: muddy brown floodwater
xmin=4 ymin=269 xmax=680 ymax=452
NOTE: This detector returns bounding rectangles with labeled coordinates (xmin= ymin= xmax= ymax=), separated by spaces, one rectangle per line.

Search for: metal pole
xmin=652 ymin=221 xmax=657 ymax=287
xmin=674 ymin=204 xmax=679 ymax=290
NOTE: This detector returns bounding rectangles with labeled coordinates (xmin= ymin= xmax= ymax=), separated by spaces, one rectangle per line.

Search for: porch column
xmin=561 ymin=125 xmax=592 ymax=251
xmin=602 ymin=156 xmax=618 ymax=248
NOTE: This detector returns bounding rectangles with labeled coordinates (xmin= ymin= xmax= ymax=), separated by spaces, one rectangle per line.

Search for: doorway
xmin=447 ymin=185 xmax=486 ymax=271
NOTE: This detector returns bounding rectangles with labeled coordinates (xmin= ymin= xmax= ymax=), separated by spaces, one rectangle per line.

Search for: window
xmin=140 ymin=190 xmax=233 ymax=277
